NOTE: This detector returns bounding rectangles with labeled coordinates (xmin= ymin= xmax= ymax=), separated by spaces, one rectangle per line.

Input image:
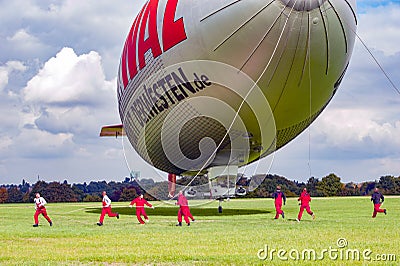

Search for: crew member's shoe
xmin=145 ymin=219 xmax=149 ymax=223
xmin=384 ymin=209 xmax=387 ymax=215
xmin=282 ymin=212 xmax=285 ymax=219
xmin=187 ymin=223 xmax=190 ymax=226
xmin=97 ymin=222 xmax=103 ymax=226
xmin=312 ymin=214 xmax=316 ymax=220
xmin=33 ymin=224 xmax=38 ymax=227
xmin=296 ymin=218 xmax=300 ymax=223
xmin=49 ymin=221 xmax=53 ymax=226
xmin=176 ymin=222 xmax=182 ymax=226
xmin=116 ymin=213 xmax=120 ymax=219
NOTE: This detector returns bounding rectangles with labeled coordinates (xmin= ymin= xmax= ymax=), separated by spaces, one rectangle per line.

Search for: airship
xmin=101 ymin=0 xmax=357 ymax=199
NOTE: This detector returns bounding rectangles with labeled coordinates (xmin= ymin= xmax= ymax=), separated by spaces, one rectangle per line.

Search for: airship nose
xmin=280 ymin=0 xmax=326 ymax=11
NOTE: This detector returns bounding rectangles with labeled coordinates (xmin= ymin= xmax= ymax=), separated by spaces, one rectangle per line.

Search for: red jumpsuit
xmin=297 ymin=191 xmax=314 ymax=221
xmin=34 ymin=197 xmax=52 ymax=226
xmin=177 ymin=194 xmax=193 ymax=224
xmin=99 ymin=195 xmax=118 ymax=224
xmin=371 ymin=191 xmax=386 ymax=218
xmin=273 ymin=190 xmax=286 ymax=219
xmin=130 ymin=196 xmax=153 ymax=224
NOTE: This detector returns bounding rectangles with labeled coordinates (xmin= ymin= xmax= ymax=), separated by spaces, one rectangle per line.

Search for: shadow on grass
xmin=286 ymin=218 xmax=313 ymax=223
xmin=86 ymin=207 xmax=271 ymax=216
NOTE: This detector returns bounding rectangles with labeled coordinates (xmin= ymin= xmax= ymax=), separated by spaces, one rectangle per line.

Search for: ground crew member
xmin=371 ymin=187 xmax=387 ymax=218
xmin=273 ymin=186 xmax=286 ymax=219
xmin=33 ymin=193 xmax=52 ymax=227
xmin=297 ymin=188 xmax=315 ymax=222
xmin=129 ymin=194 xmax=154 ymax=224
xmin=176 ymin=191 xmax=194 ymax=226
xmin=97 ymin=191 xmax=119 ymax=226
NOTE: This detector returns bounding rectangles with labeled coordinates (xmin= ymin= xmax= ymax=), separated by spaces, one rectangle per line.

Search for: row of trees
xmin=0 ymin=174 xmax=399 ymax=204
xmin=0 ymin=178 xmax=147 ymax=204
xmin=248 ymin=174 xmax=400 ymax=198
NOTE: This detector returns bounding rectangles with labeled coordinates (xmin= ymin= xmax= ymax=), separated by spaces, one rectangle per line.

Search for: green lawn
xmin=0 ymin=197 xmax=399 ymax=265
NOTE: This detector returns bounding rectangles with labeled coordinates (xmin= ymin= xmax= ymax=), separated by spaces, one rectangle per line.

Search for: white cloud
xmin=23 ymin=47 xmax=114 ymax=106
xmin=7 ymin=128 xmax=74 ymax=159
xmin=104 ymin=148 xmax=125 ymax=160
xmin=19 ymin=46 xmax=119 ymax=149
xmin=0 ymin=136 xmax=13 ymax=154
xmin=357 ymin=3 xmax=400 ymax=56
xmin=35 ymin=106 xmax=100 ymax=136
xmin=7 ymin=29 xmax=40 ymax=45
xmin=0 ymin=0 xmax=142 ymax=78
xmin=314 ymin=109 xmax=400 ymax=157
xmin=0 ymin=1 xmax=144 ymax=183
xmin=6 ymin=29 xmax=49 ymax=56
xmin=0 ymin=61 xmax=26 ymax=92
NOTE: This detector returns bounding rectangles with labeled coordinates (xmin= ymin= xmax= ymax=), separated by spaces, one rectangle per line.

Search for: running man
xmin=371 ymin=187 xmax=387 ymax=218
xmin=97 ymin=191 xmax=119 ymax=226
xmin=176 ymin=191 xmax=194 ymax=226
xmin=296 ymin=188 xmax=315 ymax=222
xmin=273 ymin=186 xmax=286 ymax=219
xmin=129 ymin=194 xmax=155 ymax=224
xmin=33 ymin=193 xmax=52 ymax=227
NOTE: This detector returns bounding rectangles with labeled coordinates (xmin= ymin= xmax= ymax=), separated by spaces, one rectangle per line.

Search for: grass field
xmin=0 ymin=196 xmax=399 ymax=265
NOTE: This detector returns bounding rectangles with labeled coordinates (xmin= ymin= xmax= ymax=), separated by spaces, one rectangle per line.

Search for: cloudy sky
xmin=0 ymin=0 xmax=399 ymax=185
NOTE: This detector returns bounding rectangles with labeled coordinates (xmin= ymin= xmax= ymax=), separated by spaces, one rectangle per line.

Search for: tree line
xmin=0 ymin=173 xmax=399 ymax=204
xmin=246 ymin=174 xmax=400 ymax=198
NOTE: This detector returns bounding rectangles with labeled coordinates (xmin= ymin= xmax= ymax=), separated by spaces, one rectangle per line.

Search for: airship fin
xmin=99 ymin=124 xmax=125 ymax=138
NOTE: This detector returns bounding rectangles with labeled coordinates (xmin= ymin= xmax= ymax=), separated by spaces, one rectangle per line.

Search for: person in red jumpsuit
xmin=176 ymin=191 xmax=194 ymax=226
xmin=33 ymin=193 xmax=52 ymax=227
xmin=296 ymin=188 xmax=315 ymax=222
xmin=129 ymin=194 xmax=154 ymax=224
xmin=272 ymin=186 xmax=286 ymax=219
xmin=371 ymin=187 xmax=387 ymax=218
xmin=97 ymin=191 xmax=119 ymax=226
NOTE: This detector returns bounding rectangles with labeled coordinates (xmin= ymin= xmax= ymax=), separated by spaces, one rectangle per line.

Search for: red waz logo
xmin=120 ymin=0 xmax=187 ymax=89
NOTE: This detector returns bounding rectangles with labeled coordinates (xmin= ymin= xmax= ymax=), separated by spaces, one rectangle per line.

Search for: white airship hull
xmin=116 ymin=0 xmax=357 ymax=176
